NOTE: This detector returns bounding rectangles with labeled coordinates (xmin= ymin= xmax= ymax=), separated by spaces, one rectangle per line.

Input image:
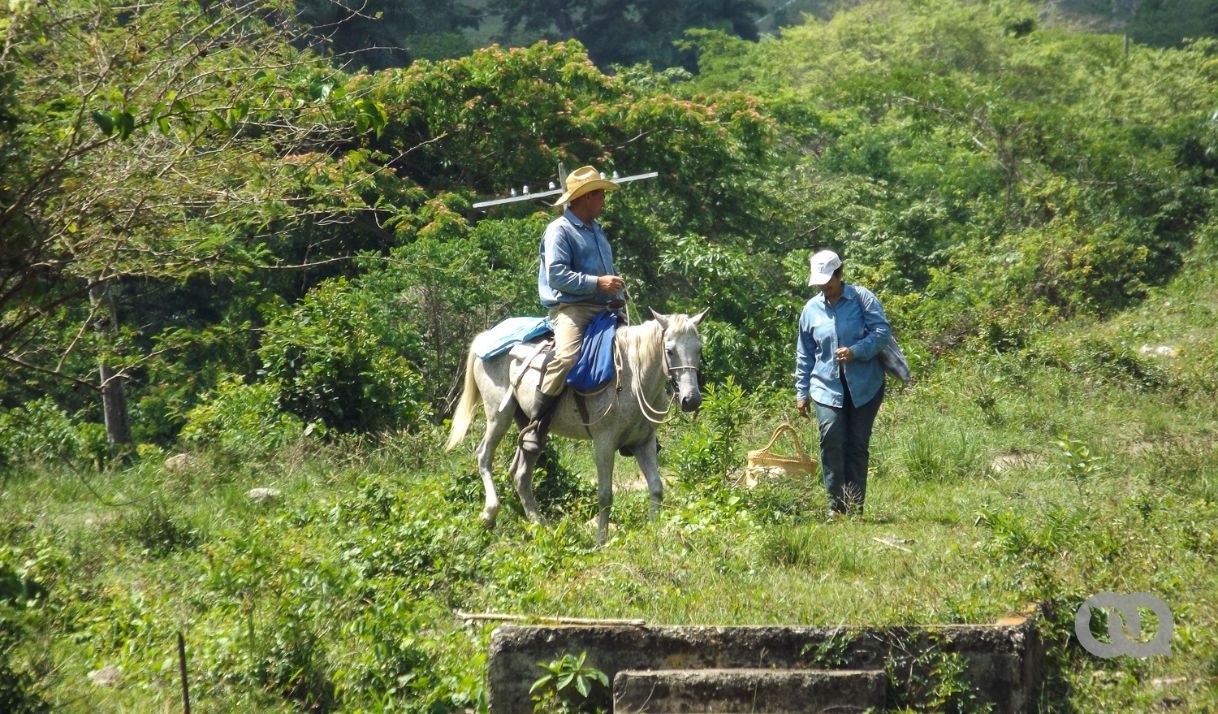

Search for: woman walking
xmin=795 ymin=250 xmax=891 ymax=517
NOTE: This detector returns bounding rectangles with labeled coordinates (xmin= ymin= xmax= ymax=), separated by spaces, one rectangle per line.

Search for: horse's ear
xmin=650 ymin=307 xmax=669 ymax=329
xmin=690 ymin=308 xmax=709 ymax=326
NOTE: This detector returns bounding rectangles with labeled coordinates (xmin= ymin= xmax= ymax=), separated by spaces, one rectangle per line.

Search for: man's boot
xmin=518 ymin=392 xmax=559 ymax=455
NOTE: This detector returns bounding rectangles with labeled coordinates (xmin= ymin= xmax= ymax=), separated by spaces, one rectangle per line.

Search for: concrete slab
xmin=613 ymin=667 xmax=886 ymax=713
xmin=487 ymin=609 xmax=1044 ymax=713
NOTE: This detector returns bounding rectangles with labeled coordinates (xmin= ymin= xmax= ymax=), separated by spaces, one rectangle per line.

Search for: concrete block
xmin=487 ymin=609 xmax=1044 ymax=713
xmin=613 ymin=668 xmax=886 ymax=713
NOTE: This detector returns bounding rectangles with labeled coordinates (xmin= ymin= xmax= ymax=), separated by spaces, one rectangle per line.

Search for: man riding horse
xmin=518 ymin=165 xmax=626 ymax=457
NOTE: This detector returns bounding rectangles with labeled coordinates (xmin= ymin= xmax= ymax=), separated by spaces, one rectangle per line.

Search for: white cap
xmin=808 ymin=249 xmax=842 ymax=286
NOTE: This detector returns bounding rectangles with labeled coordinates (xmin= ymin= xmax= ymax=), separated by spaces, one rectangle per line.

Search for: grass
xmin=3 ymin=241 xmax=1218 ymax=711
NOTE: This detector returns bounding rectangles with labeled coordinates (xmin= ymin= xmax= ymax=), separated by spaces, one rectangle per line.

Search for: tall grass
xmin=2 ymin=258 xmax=1218 ymax=711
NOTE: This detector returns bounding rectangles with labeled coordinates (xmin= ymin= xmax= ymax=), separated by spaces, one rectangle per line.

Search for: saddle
xmin=493 ymin=310 xmax=647 ymax=456
xmin=484 ymin=310 xmax=622 ymax=393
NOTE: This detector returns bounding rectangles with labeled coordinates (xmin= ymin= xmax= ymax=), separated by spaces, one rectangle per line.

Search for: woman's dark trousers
xmin=813 ymin=383 xmax=883 ymax=514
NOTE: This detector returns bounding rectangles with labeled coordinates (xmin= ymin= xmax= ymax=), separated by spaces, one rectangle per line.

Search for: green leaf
xmin=113 ymin=110 xmax=135 ymax=140
xmin=91 ymin=110 xmax=114 ymax=136
xmin=354 ymin=97 xmax=387 ymax=137
xmin=528 ymin=673 xmax=553 ymax=693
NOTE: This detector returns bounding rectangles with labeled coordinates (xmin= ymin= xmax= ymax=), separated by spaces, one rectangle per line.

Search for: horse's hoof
xmin=480 ymin=509 xmax=498 ymax=530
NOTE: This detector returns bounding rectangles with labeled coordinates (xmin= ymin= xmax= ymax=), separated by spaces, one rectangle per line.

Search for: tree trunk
xmin=89 ymin=281 xmax=133 ymax=448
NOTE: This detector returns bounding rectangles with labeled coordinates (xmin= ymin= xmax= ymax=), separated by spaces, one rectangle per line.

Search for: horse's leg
xmin=476 ymin=406 xmax=515 ymax=529
xmin=511 ymin=445 xmax=545 ymax=525
xmin=633 ymin=434 xmax=663 ymax=519
xmin=593 ymin=437 xmax=618 ymax=546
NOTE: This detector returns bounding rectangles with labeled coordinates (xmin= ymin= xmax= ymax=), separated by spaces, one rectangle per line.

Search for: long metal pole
xmin=472 ymin=171 xmax=659 ymax=210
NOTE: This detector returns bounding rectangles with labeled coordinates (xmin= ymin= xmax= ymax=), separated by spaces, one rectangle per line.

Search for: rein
xmin=567 ymin=318 xmax=701 ymax=428
xmin=631 ymin=325 xmax=699 ymax=425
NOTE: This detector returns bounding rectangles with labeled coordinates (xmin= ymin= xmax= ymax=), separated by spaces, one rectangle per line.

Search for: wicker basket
xmin=744 ymin=423 xmax=817 ymax=485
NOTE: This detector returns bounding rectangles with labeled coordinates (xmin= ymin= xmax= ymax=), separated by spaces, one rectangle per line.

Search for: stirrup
xmin=517 ymin=422 xmax=544 ymax=454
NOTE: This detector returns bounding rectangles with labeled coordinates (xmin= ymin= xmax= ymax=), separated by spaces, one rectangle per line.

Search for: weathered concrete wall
xmin=487 ymin=611 xmax=1044 ymax=713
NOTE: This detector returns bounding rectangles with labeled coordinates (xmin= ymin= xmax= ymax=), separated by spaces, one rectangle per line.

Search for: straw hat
xmin=552 ymin=165 xmax=619 ymax=206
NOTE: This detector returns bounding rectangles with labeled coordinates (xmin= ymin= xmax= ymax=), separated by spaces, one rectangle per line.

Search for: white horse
xmin=446 ymin=309 xmax=706 ymax=544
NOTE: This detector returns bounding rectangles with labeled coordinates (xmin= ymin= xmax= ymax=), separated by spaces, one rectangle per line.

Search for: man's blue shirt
xmin=795 ymin=284 xmax=891 ymax=408
xmin=538 ymin=210 xmax=622 ymax=307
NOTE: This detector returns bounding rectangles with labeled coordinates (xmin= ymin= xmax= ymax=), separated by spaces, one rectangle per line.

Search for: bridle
xmin=625 ymin=292 xmax=703 ymax=388
xmin=631 ymin=325 xmax=701 ymax=424
xmin=666 ymin=365 xmax=700 ymax=391
xmin=659 ymin=322 xmax=702 ymax=386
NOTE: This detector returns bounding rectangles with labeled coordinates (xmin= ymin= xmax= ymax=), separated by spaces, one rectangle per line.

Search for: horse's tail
xmin=445 ymin=345 xmax=481 ymax=451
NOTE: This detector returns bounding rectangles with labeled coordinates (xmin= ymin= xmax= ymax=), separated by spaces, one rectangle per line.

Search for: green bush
xmin=0 ymin=545 xmax=53 ymax=713
xmin=111 ymin=498 xmax=201 ymax=557
xmin=530 ymin=651 xmax=609 ymax=714
xmin=899 ymin=420 xmax=984 ymax=482
xmin=1030 ymin=334 xmax=1170 ymax=392
xmin=259 ymin=279 xmax=427 ymax=433
xmin=0 ymin=398 xmax=104 ymax=470
xmin=532 ymin=448 xmax=597 ymax=522
xmin=667 ymin=378 xmax=748 ymax=489
xmin=331 ymin=606 xmax=432 ymax=705
xmin=255 ymin=613 xmax=334 ymax=710
xmin=740 ymin=476 xmax=820 ymax=526
xmin=761 ymin=524 xmax=863 ymax=574
xmin=180 ymin=374 xmax=304 ymax=455
xmin=0 ymin=613 xmax=48 ymax=714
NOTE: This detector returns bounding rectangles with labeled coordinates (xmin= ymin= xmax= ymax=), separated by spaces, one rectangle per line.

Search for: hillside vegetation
xmin=2 ymin=0 xmax=1216 ymax=711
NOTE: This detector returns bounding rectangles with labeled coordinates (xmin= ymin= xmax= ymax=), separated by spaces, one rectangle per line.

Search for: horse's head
xmin=650 ymin=308 xmax=708 ymax=413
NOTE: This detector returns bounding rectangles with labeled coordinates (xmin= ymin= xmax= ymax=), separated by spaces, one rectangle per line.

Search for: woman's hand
xmin=834 ymin=347 xmax=854 ymax=363
xmin=797 ymin=399 xmax=810 ymax=418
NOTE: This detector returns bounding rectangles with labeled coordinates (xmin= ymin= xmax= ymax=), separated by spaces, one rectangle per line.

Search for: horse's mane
xmin=616 ymin=315 xmax=697 ymax=388
xmin=615 ymin=319 xmax=665 ymax=387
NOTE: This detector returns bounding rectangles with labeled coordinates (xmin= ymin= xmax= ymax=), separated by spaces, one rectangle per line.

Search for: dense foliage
xmin=2 ymin=0 xmax=1218 ymax=711
xmin=4 ymin=0 xmax=1217 ymax=457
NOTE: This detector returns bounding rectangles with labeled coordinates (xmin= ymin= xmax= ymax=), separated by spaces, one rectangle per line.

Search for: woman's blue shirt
xmin=795 ymin=284 xmax=891 ymax=407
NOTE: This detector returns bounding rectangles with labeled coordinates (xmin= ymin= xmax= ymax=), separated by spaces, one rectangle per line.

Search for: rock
xmin=990 ymin=452 xmax=1043 ymax=473
xmin=163 ymin=453 xmax=199 ymax=471
xmin=1126 ymin=441 xmax=1156 ymax=454
xmin=246 ymin=487 xmax=282 ymax=503
xmin=584 ymin=516 xmax=618 ymax=536
xmin=88 ymin=665 xmax=122 ymax=687
xmin=1139 ymin=344 xmax=1178 ymax=358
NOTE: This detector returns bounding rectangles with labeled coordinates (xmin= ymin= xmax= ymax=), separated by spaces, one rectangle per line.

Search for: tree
xmin=0 ymin=0 xmax=389 ymax=448
xmin=494 ymin=0 xmax=764 ymax=69
xmin=294 ymin=0 xmax=478 ymax=69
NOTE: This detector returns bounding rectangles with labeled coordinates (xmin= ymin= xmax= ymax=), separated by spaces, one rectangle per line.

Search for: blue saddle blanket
xmin=472 ymin=317 xmax=553 ymax=360
xmin=565 ymin=309 xmax=617 ymax=390
xmin=472 ymin=312 xmax=617 ymax=389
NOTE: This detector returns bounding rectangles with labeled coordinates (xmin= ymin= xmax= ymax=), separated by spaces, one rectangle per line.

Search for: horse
xmin=445 ymin=309 xmax=706 ymax=544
